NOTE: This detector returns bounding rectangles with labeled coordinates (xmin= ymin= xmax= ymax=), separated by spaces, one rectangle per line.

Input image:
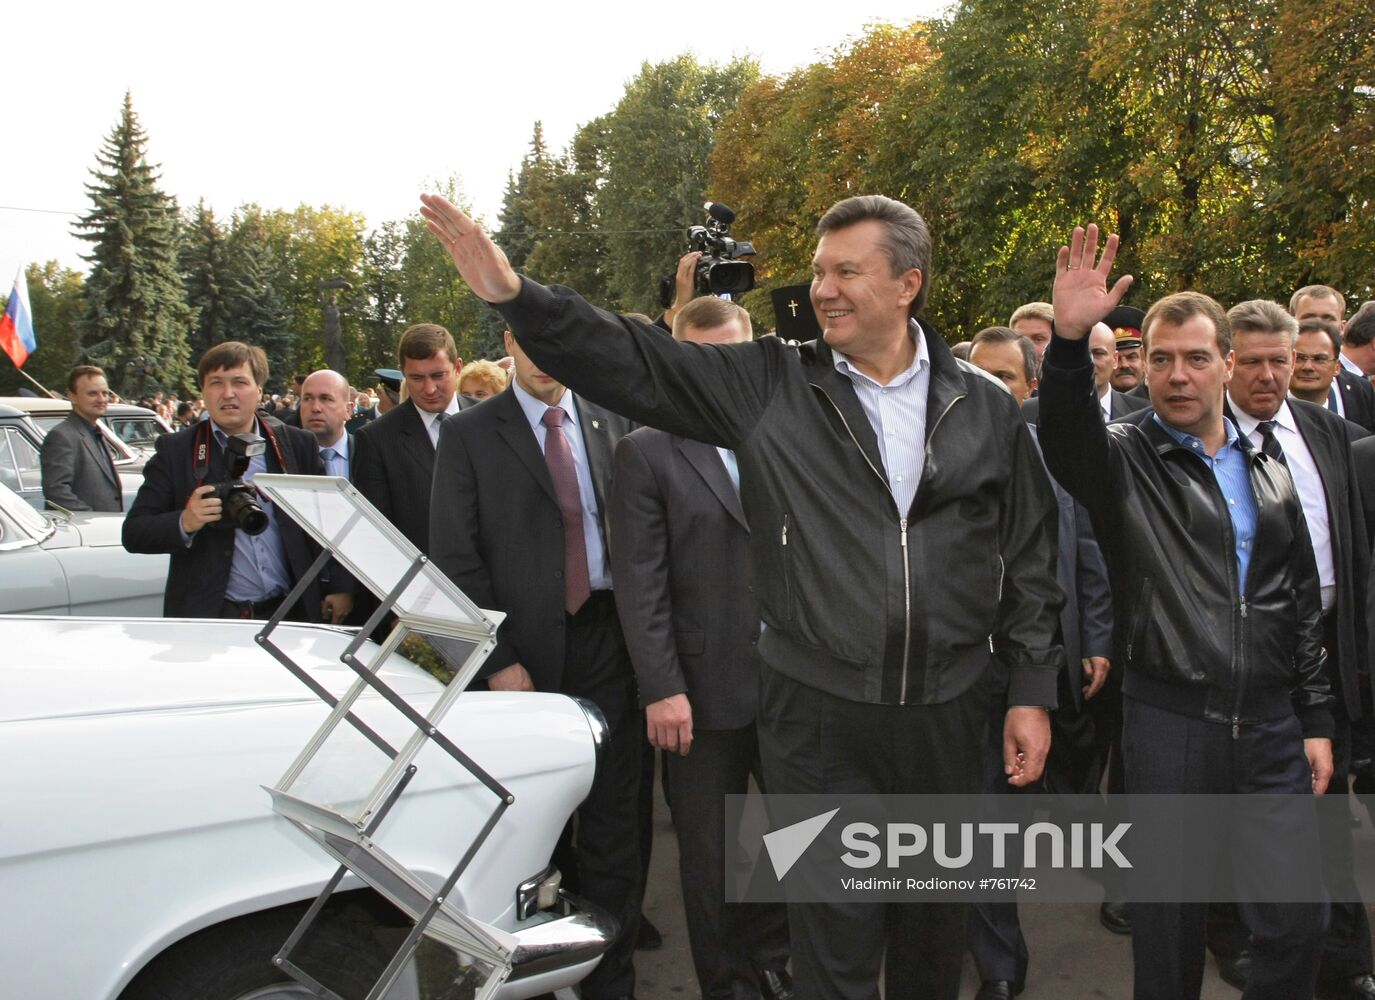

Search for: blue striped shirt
xmin=1152 ymin=414 xmax=1257 ymax=593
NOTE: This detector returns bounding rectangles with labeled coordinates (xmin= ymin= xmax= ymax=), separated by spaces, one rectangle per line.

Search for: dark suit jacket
xmin=1022 ymin=388 xmax=1149 ymax=425
xmin=1225 ymin=398 xmax=1370 ymax=718
xmin=1335 ymin=367 xmax=1375 ymax=434
xmin=429 ymin=387 xmax=632 ymax=693
xmin=121 ymin=416 xmax=330 ymax=619
xmin=40 ymin=412 xmax=122 ymax=512
xmin=1028 ymin=426 xmax=1113 ymax=712
xmin=351 ymin=398 xmax=474 ymax=553
xmin=1352 ymin=436 xmax=1375 ymax=549
xmin=608 ymin=430 xmax=760 ymax=731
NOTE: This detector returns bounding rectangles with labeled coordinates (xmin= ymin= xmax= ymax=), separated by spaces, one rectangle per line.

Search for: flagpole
xmin=13 ymin=366 xmax=61 ymax=399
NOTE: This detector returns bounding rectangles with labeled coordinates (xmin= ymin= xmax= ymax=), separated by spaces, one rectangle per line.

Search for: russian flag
xmin=0 ymin=269 xmax=37 ymax=369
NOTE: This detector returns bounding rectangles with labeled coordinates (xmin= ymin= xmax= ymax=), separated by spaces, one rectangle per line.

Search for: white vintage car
xmin=0 ymin=479 xmax=166 ymax=615
xmin=0 ymin=615 xmax=612 ymax=1000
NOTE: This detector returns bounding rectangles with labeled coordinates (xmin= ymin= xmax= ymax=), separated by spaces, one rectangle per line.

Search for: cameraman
xmin=660 ymin=250 xmax=703 ymax=332
xmin=123 ymin=341 xmax=351 ymax=623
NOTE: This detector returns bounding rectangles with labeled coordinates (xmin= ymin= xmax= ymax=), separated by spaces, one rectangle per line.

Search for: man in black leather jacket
xmin=420 ymin=192 xmax=1064 ymax=1000
xmin=1039 ymin=225 xmax=1334 ymax=1000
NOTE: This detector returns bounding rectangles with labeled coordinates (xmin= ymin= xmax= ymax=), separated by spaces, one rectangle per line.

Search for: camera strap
xmin=192 ymin=418 xmax=291 ymax=486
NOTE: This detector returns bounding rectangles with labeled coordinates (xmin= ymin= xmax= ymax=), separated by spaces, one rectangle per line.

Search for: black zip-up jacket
xmin=1038 ymin=334 xmax=1333 ymax=739
xmin=493 ymin=279 xmax=1064 ymax=709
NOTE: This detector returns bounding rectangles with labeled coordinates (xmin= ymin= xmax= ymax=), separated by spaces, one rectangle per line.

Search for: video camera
xmin=659 ymin=202 xmax=756 ymax=306
xmin=211 ymin=433 xmax=270 ymax=535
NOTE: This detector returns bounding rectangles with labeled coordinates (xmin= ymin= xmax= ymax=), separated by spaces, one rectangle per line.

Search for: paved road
xmin=631 ymin=775 xmax=1375 ymax=999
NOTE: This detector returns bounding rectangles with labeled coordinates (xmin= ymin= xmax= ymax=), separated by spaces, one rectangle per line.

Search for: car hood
xmin=0 ymin=617 xmax=441 ymax=724
xmin=61 ymin=511 xmax=127 ymax=548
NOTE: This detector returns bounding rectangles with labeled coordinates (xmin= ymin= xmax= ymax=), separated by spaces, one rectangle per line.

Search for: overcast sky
xmin=1 ymin=0 xmax=945 ymax=291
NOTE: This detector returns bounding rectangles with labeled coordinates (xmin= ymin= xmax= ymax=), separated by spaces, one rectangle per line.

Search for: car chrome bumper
xmin=506 ymin=891 xmax=617 ymax=982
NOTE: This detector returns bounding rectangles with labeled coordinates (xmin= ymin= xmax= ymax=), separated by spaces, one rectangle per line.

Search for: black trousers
xmin=556 ymin=598 xmax=643 ymax=1000
xmin=757 ymin=664 xmax=987 ymax=1000
xmin=1122 ymin=697 xmax=1326 ymax=1000
xmin=1207 ymin=612 xmax=1372 ymax=986
xmin=967 ymin=686 xmax=1036 ymax=989
xmin=666 ymin=723 xmax=790 ymax=1000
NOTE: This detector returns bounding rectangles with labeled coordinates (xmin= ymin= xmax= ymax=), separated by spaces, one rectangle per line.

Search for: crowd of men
xmin=33 ymin=190 xmax=1374 ymax=1000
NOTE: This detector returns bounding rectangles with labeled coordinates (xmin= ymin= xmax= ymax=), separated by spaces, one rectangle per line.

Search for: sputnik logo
xmin=762 ymin=808 xmax=839 ymax=879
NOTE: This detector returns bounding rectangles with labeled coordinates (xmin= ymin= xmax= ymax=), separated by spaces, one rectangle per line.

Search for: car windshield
xmin=28 ymin=413 xmax=65 ymax=436
xmin=0 ymin=480 xmax=55 ymax=542
xmin=105 ymin=416 xmax=163 ymax=448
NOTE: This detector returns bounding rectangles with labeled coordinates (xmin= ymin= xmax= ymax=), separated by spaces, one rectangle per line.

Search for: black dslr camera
xmin=211 ymin=432 xmax=270 ymax=536
xmin=660 ymin=202 xmax=757 ymax=306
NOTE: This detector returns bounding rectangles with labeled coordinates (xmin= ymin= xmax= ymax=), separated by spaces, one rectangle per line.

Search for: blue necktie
xmin=320 ymin=447 xmax=344 ymax=477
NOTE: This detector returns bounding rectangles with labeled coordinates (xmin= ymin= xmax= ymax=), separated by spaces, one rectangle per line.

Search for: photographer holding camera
xmin=123 ymin=341 xmax=351 ymax=623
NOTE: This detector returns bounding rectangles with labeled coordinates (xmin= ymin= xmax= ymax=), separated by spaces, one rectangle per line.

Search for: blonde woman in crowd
xmin=457 ymin=359 xmax=508 ymax=400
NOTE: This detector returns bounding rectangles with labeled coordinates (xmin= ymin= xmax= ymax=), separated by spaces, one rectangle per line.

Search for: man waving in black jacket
xmin=420 ymin=191 xmax=1063 ymax=1000
xmin=1038 ymin=225 xmax=1334 ymax=1000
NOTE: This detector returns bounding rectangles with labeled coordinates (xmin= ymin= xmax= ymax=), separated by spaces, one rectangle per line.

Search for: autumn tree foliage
xmin=28 ymin=22 xmax=1373 ymax=398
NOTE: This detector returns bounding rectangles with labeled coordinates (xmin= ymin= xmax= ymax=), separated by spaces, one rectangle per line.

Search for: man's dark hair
xmin=67 ymin=364 xmax=105 ymax=393
xmin=398 ymin=323 xmax=459 ymax=365
xmin=1142 ymin=292 xmax=1232 ymax=357
xmin=1346 ymin=302 xmax=1375 ymax=348
xmin=1298 ymin=317 xmax=1342 ymax=356
xmin=971 ymin=325 xmax=1038 ymax=383
xmin=198 ymin=341 xmax=268 ymax=388
xmin=816 ymin=195 xmax=932 ymax=317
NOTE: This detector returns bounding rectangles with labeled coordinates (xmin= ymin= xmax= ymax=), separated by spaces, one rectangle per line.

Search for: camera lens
xmin=707 ymin=260 xmax=755 ymax=296
xmin=224 ymin=488 xmax=269 ymax=536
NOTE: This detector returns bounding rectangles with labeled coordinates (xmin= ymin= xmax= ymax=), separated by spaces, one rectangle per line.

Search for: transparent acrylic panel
xmin=280 ymin=869 xmax=508 ymax=1000
xmin=254 ymin=474 xmax=494 ymax=633
xmin=275 ymin=627 xmax=488 ymax=827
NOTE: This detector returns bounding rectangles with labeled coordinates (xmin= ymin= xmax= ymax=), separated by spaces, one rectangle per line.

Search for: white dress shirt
xmin=417 ymin=395 xmax=463 ymax=447
xmin=832 ymin=319 xmax=932 ymax=516
xmin=1229 ymin=396 xmax=1336 ymax=609
xmin=1098 ymin=385 xmax=1113 ymax=421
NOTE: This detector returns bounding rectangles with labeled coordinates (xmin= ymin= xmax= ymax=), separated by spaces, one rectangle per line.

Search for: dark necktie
xmin=542 ymin=407 xmax=591 ymax=614
xmin=93 ymin=425 xmax=117 ymax=481
xmin=1255 ymin=419 xmax=1287 ymax=466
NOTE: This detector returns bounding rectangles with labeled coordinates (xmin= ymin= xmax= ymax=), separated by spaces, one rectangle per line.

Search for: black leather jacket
xmin=1038 ymin=335 xmax=1333 ymax=739
xmin=494 ymin=278 xmax=1065 ymax=709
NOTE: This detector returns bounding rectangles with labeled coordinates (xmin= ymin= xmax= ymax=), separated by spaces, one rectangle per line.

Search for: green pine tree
xmin=75 ymin=92 xmax=195 ymax=396
xmin=179 ymin=200 xmax=232 ymax=362
xmin=224 ymin=210 xmax=293 ymax=382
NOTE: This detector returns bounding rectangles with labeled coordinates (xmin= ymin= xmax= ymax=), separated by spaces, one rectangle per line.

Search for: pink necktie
xmin=542 ymin=407 xmax=591 ymax=614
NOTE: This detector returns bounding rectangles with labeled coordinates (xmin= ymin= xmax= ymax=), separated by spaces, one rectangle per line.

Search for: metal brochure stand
xmin=252 ymin=474 xmax=513 ymax=1000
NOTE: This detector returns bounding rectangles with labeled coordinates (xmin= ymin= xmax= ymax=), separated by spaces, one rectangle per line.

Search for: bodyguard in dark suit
xmin=352 ymin=324 xmax=473 ymax=554
xmin=122 ymin=342 xmax=346 ymax=622
xmin=299 ymin=369 xmax=354 ymax=479
xmin=1333 ymin=368 xmax=1375 ymax=434
xmin=430 ymin=331 xmax=639 ymax=1000
xmin=1292 ymin=284 xmax=1375 ymax=435
xmin=608 ymin=299 xmax=791 ymax=1000
xmin=967 ymin=328 xmax=1114 ymax=998
xmin=41 ymin=365 xmax=122 ymax=512
xmin=1216 ymin=301 xmax=1374 ymax=1000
